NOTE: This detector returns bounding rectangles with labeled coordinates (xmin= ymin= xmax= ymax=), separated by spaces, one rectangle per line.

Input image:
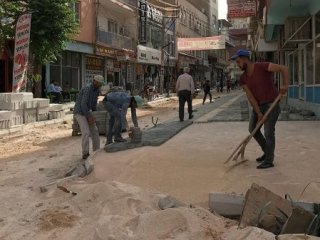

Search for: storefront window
xmin=306 ymin=42 xmax=314 ymax=85
xmin=315 ymin=37 xmax=320 ymax=84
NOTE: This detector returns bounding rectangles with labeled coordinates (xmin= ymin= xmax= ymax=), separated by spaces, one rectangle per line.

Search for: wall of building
xmin=74 ymin=0 xmax=96 ymax=44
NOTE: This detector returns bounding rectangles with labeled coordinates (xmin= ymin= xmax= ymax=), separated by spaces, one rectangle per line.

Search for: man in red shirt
xmin=231 ymin=49 xmax=289 ymax=169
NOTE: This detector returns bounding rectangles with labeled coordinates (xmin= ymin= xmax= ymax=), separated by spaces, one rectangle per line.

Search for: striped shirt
xmin=73 ymin=84 xmax=99 ymax=118
xmin=176 ymin=73 xmax=195 ymax=94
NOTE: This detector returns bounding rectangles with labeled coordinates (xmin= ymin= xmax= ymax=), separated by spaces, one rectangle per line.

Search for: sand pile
xmin=28 ymin=181 xmax=276 ymax=240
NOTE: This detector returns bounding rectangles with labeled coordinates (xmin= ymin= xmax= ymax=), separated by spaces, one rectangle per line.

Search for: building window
xmin=70 ymin=1 xmax=81 ymax=23
xmin=315 ymin=37 xmax=320 ymax=84
xmin=306 ymin=42 xmax=313 ymax=85
xmin=108 ymin=20 xmax=118 ymax=34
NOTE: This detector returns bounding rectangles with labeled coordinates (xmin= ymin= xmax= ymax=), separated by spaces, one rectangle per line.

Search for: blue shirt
xmin=104 ymin=91 xmax=131 ymax=109
xmin=47 ymin=83 xmax=58 ymax=93
xmin=73 ymin=84 xmax=100 ymax=118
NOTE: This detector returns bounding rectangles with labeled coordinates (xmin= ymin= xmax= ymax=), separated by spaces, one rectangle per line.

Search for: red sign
xmin=228 ymin=1 xmax=256 ymax=18
xmin=12 ymin=14 xmax=32 ymax=92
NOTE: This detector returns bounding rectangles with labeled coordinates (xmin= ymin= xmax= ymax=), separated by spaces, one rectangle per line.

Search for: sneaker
xmin=257 ymin=162 xmax=274 ymax=169
xmin=115 ymin=138 xmax=127 ymax=143
xmin=82 ymin=153 xmax=90 ymax=160
xmin=256 ymin=154 xmax=266 ymax=163
xmin=189 ymin=115 xmax=194 ymax=119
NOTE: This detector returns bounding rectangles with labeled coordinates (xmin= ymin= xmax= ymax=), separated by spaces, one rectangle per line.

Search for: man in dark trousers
xmin=176 ymin=67 xmax=195 ymax=122
xmin=202 ymin=79 xmax=212 ymax=105
xmin=231 ymin=49 xmax=288 ymax=169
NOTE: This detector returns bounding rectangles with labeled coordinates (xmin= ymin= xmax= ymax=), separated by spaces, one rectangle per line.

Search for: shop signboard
xmin=137 ymin=45 xmax=161 ymax=65
xmin=177 ymin=36 xmax=225 ymax=51
xmin=139 ymin=0 xmax=147 ymax=44
xmin=228 ymin=0 xmax=256 ymax=18
xmin=12 ymin=13 xmax=32 ymax=92
xmin=85 ymin=56 xmax=104 ymax=84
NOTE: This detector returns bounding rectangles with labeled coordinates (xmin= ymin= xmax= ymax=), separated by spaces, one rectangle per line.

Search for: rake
xmin=225 ymin=94 xmax=282 ymax=164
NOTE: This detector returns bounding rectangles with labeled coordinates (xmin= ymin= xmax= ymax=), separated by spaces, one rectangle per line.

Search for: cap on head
xmin=183 ymin=67 xmax=190 ymax=73
xmin=133 ymin=95 xmax=143 ymax=107
xmin=93 ymin=75 xmax=104 ymax=84
xmin=230 ymin=49 xmax=250 ymax=60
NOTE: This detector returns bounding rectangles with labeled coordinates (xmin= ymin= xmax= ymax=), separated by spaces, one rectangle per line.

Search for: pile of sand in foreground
xmin=28 ymin=181 xmax=275 ymax=240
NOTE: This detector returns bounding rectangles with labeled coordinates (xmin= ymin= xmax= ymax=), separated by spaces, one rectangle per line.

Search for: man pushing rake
xmin=228 ymin=49 xmax=289 ymax=169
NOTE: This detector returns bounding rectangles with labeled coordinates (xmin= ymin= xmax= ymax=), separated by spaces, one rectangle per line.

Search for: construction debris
xmin=239 ymin=183 xmax=292 ymax=234
xmin=209 ymin=192 xmax=244 ymax=218
xmin=210 ymin=183 xmax=320 ymax=238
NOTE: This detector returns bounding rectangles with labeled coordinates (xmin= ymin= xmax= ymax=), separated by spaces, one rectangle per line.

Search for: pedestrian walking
xmin=73 ymin=75 xmax=104 ymax=160
xmin=231 ymin=49 xmax=288 ymax=169
xmin=202 ymin=79 xmax=212 ymax=104
xmin=227 ymin=78 xmax=231 ymax=93
xmin=176 ymin=67 xmax=195 ymax=122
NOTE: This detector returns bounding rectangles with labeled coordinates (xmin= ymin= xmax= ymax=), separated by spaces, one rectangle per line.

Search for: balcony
xmin=97 ymin=30 xmax=136 ymax=51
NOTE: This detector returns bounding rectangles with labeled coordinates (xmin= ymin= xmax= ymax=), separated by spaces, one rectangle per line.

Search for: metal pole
xmin=166 ymin=54 xmax=170 ymax=97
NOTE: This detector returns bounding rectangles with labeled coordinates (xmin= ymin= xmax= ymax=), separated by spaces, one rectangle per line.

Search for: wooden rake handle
xmin=224 ymin=94 xmax=282 ymax=164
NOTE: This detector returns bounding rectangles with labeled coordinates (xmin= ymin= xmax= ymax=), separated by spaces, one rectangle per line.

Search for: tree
xmin=0 ymin=0 xmax=79 ymax=95
xmin=0 ymin=1 xmax=26 ymax=51
xmin=28 ymin=0 xmax=79 ymax=97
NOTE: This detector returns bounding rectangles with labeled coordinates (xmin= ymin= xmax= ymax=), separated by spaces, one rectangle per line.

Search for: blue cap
xmin=230 ymin=49 xmax=250 ymax=60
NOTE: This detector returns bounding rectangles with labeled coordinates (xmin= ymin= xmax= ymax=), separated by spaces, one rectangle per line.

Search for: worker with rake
xmin=231 ymin=49 xmax=289 ymax=169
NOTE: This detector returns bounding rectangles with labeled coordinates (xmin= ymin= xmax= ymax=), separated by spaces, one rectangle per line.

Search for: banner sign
xmin=137 ymin=45 xmax=161 ymax=65
xmin=139 ymin=0 xmax=147 ymax=44
xmin=12 ymin=13 xmax=32 ymax=92
xmin=228 ymin=1 xmax=256 ymax=18
xmin=177 ymin=36 xmax=225 ymax=51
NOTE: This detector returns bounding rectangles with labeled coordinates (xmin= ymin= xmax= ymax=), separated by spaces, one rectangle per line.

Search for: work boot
xmin=82 ymin=153 xmax=90 ymax=160
xmin=256 ymin=154 xmax=266 ymax=163
xmin=257 ymin=162 xmax=274 ymax=169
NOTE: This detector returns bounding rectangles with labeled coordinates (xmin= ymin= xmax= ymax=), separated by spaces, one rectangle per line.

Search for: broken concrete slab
xmin=209 ymin=193 xmax=244 ymax=218
xmin=239 ymin=183 xmax=292 ymax=234
xmin=281 ymin=206 xmax=316 ymax=235
xmin=277 ymin=234 xmax=320 ymax=240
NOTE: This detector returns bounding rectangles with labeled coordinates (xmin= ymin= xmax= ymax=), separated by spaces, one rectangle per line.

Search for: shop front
xmin=96 ymin=45 xmax=136 ymax=90
xmin=137 ymin=45 xmax=162 ymax=92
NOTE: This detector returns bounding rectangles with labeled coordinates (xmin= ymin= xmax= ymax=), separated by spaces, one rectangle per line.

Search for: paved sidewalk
xmin=106 ymin=93 xmax=243 ymax=152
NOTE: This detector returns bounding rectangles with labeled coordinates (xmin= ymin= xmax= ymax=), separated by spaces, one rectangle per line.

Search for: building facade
xmin=251 ymin=0 xmax=320 ymax=116
xmin=227 ymin=0 xmax=255 ymax=82
xmin=176 ymin=0 xmax=210 ymax=87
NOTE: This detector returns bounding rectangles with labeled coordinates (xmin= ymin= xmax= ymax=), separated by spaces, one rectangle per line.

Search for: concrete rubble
xmin=210 ymin=183 xmax=320 ymax=238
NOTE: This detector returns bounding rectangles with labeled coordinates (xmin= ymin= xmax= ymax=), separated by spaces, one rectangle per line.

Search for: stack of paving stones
xmin=0 ymin=93 xmax=25 ymax=127
xmin=0 ymin=111 xmax=12 ymax=129
xmin=92 ymin=110 xmax=109 ymax=135
xmin=23 ymin=94 xmax=38 ymax=124
xmin=35 ymin=98 xmax=50 ymax=121
xmin=0 ymin=93 xmax=65 ymax=130
xmin=48 ymin=104 xmax=65 ymax=120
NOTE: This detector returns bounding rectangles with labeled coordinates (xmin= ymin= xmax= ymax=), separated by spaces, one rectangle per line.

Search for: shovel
xmin=225 ymin=94 xmax=282 ymax=164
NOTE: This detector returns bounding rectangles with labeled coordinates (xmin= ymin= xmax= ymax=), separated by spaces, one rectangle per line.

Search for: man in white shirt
xmin=176 ymin=67 xmax=195 ymax=122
